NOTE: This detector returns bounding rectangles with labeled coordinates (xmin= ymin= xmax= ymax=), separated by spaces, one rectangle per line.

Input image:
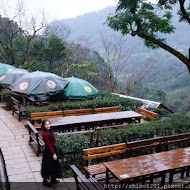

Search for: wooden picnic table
xmin=151 ymin=147 xmax=190 ymax=184
xmin=104 ymin=155 xmax=168 ymax=189
xmin=49 ymin=111 xmax=142 ymax=131
xmin=104 ymin=147 xmax=190 ymax=188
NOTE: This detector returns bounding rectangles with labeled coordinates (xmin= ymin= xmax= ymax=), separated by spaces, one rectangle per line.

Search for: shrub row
xmin=25 ymin=91 xmax=142 ymax=115
xmin=56 ymin=114 xmax=190 ymax=174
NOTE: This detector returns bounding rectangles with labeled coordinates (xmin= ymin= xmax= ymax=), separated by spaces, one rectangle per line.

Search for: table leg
xmin=186 ymin=166 xmax=190 ymax=177
xmin=105 ymin=168 xmax=109 ymax=190
xmin=181 ymin=167 xmax=185 ymax=179
xmin=150 ymin=174 xmax=154 ymax=184
xmin=121 ymin=181 xmax=125 ymax=190
xmin=169 ymin=171 xmax=174 ymax=185
xmin=142 ymin=176 xmax=146 ymax=185
xmin=161 ymin=172 xmax=166 ymax=186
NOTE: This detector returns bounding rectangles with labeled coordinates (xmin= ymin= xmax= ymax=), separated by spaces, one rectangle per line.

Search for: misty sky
xmin=2 ymin=0 xmax=118 ymax=20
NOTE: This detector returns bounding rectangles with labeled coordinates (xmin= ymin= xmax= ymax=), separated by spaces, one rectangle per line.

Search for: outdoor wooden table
xmin=150 ymin=147 xmax=190 ymax=184
xmin=49 ymin=111 xmax=142 ymax=131
xmin=104 ymin=147 xmax=190 ymax=188
xmin=104 ymin=155 xmax=168 ymax=189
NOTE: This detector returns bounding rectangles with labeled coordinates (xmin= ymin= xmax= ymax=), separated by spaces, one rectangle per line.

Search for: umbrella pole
xmin=23 ymin=97 xmax=26 ymax=106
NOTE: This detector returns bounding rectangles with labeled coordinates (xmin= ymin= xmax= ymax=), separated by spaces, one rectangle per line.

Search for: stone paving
xmin=0 ymin=103 xmax=75 ymax=190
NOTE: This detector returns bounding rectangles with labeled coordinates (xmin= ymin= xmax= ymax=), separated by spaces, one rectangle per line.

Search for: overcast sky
xmin=2 ymin=0 xmax=118 ymax=21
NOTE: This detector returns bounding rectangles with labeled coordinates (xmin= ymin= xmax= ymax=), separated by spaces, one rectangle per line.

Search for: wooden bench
xmin=127 ymin=133 xmax=190 ymax=157
xmin=94 ymin=106 xmax=120 ymax=114
xmin=137 ymin=107 xmax=158 ymax=120
xmin=29 ymin=106 xmax=121 ymax=129
xmin=63 ymin=108 xmax=93 ymax=116
xmin=11 ymin=96 xmax=26 ymax=121
xmin=83 ymin=143 xmax=126 ymax=180
xmin=30 ymin=109 xmax=93 ymax=128
xmin=71 ymin=165 xmax=104 ymax=190
xmin=30 ymin=111 xmax=63 ymax=129
xmin=27 ymin=121 xmax=44 ymax=156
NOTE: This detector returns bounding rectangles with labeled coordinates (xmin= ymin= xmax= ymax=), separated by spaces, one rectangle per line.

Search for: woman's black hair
xmin=41 ymin=119 xmax=55 ymax=141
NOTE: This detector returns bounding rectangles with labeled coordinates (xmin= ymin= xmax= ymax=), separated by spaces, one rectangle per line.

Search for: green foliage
xmin=69 ymin=61 xmax=100 ymax=84
xmin=131 ymin=85 xmax=167 ymax=104
xmin=29 ymin=35 xmax=66 ymax=72
xmin=0 ymin=16 xmax=23 ymax=65
xmin=167 ymin=87 xmax=190 ymax=114
xmin=56 ymin=134 xmax=88 ymax=171
xmin=25 ymin=91 xmax=142 ymax=115
xmin=149 ymin=108 xmax=171 ymax=119
xmin=1 ymin=90 xmax=14 ymax=110
xmin=186 ymin=112 xmax=190 ymax=117
xmin=107 ymin=1 xmax=175 ymax=45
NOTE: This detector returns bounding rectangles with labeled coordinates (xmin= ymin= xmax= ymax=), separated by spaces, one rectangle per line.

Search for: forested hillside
xmin=47 ymin=6 xmax=190 ymax=114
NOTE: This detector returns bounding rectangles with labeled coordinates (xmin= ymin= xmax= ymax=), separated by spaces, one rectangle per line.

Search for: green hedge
xmin=25 ymin=91 xmax=142 ymax=115
xmin=56 ymin=134 xmax=89 ymax=176
xmin=56 ymin=115 xmax=190 ymax=174
xmin=1 ymin=90 xmax=14 ymax=110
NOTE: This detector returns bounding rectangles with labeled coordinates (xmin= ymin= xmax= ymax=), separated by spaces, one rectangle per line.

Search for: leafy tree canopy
xmin=107 ymin=0 xmax=190 ymax=74
xmin=29 ymin=35 xmax=66 ymax=71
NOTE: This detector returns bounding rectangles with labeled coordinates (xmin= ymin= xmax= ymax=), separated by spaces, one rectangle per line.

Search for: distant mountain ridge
xmin=48 ymin=6 xmax=189 ymax=52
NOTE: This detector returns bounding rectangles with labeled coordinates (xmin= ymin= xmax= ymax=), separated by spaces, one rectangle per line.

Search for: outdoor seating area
xmin=0 ymin=0 xmax=189 ymax=187
xmin=27 ymin=107 xmax=143 ymax=155
xmin=2 ymin=62 xmax=188 ymax=189
xmin=68 ymin=133 xmax=190 ymax=189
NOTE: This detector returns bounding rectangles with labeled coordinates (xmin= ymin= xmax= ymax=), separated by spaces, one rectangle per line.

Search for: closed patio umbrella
xmin=0 ymin=69 xmax=28 ymax=88
xmin=0 ymin=63 xmax=16 ymax=76
xmin=61 ymin=77 xmax=99 ymax=99
xmin=10 ymin=71 xmax=69 ymax=96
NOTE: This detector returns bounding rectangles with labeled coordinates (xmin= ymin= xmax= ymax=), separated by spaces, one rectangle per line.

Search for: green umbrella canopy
xmin=0 ymin=63 xmax=16 ymax=76
xmin=62 ymin=77 xmax=99 ymax=99
xmin=0 ymin=69 xmax=28 ymax=87
xmin=10 ymin=71 xmax=69 ymax=96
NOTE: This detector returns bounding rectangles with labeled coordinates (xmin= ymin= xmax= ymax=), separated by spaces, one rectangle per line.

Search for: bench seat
xmin=84 ymin=163 xmax=106 ymax=176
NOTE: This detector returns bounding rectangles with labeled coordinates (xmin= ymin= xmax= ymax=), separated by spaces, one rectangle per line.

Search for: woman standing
xmin=41 ymin=119 xmax=62 ymax=187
